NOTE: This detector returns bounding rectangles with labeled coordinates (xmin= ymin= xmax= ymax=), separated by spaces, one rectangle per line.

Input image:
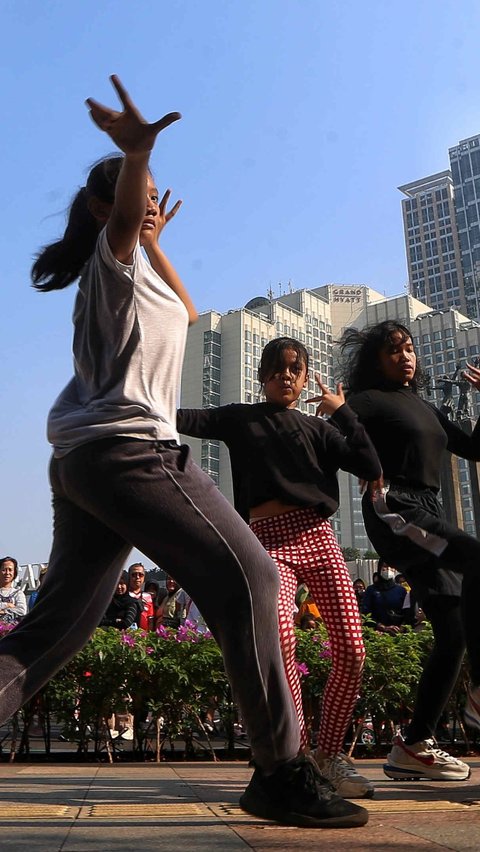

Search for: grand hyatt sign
xmin=332 ymin=288 xmax=363 ymax=303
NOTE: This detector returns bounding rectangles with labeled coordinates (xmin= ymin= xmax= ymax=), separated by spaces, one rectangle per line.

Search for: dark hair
xmin=144 ymin=579 xmax=161 ymax=607
xmin=32 ymin=156 xmax=125 ymax=292
xmin=128 ymin=562 xmax=144 ymax=573
xmin=353 ymin=578 xmax=365 ymax=588
xmin=336 ymin=320 xmax=427 ymax=393
xmin=0 ymin=556 xmax=18 ymax=579
xmin=257 ymin=337 xmax=309 ymax=390
xmin=118 ymin=571 xmax=129 ymax=586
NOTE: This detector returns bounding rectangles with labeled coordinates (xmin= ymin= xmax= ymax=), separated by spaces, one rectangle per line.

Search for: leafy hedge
xmin=0 ymin=618 xmax=472 ymax=761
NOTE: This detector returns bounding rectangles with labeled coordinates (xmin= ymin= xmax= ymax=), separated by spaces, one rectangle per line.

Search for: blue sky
xmin=2 ymin=0 xmax=480 ymax=566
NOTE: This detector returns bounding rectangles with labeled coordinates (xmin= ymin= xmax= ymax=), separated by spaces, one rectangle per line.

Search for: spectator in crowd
xmin=352 ymin=579 xmax=366 ymax=607
xmin=395 ymin=573 xmax=411 ymax=592
xmin=294 ymin=587 xmax=321 ymax=627
xmin=0 ymin=77 xmax=368 ymax=830
xmin=143 ymin=578 xmax=164 ymax=625
xmin=28 ymin=565 xmax=48 ymax=610
xmin=339 ymin=318 xmax=480 ymax=782
xmin=100 ymin=572 xmax=140 ymax=629
xmin=128 ymin=563 xmax=155 ymax=631
xmin=299 ymin=613 xmax=319 ymax=631
xmin=178 ymin=336 xmax=381 ymax=799
xmin=156 ymin=576 xmax=188 ymax=629
xmin=0 ymin=557 xmax=27 ymax=626
xmin=144 ymin=578 xmax=162 ymax=607
xmin=361 ymin=560 xmax=410 ymax=635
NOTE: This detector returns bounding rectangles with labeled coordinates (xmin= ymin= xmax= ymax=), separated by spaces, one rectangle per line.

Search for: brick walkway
xmin=1 ymin=758 xmax=480 ymax=850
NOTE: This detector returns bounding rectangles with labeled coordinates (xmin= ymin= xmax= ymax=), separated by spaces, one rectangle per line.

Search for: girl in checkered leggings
xmin=178 ymin=336 xmax=381 ymax=798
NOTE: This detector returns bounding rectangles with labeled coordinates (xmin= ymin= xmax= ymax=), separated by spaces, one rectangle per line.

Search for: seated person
xmin=361 ymin=560 xmax=411 ymax=634
xmin=100 ymin=573 xmax=141 ymax=629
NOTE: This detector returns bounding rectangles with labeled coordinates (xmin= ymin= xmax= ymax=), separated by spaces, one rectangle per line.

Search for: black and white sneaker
xmin=239 ymin=754 xmax=368 ymax=828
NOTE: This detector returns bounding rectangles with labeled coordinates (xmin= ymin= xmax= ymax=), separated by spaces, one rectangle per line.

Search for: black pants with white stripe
xmin=362 ymin=485 xmax=480 ymax=743
xmin=0 ymin=438 xmax=300 ymax=771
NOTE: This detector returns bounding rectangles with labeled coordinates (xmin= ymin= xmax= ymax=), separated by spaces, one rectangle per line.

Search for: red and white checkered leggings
xmin=250 ymin=507 xmax=365 ymax=755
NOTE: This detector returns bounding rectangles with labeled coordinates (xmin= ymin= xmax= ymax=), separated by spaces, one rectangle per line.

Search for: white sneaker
xmin=384 ymin=735 xmax=470 ymax=781
xmin=314 ymin=752 xmax=374 ymax=799
xmin=465 ymin=684 xmax=480 ymax=731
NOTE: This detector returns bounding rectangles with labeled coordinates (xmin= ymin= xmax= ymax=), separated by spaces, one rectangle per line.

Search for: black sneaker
xmin=239 ymin=754 xmax=368 ymax=828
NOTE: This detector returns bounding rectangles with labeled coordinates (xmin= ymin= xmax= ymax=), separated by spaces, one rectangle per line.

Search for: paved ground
xmin=1 ymin=758 xmax=480 ymax=850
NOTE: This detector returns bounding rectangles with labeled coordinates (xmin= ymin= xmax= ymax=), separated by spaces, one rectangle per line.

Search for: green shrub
xmin=2 ymin=617 xmax=472 ymax=760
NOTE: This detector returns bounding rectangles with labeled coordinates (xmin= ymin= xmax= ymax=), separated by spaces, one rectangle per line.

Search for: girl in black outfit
xmin=337 ymin=319 xmax=480 ymax=781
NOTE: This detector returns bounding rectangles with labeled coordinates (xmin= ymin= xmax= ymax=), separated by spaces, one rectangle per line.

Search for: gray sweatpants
xmin=0 ymin=438 xmax=300 ymax=770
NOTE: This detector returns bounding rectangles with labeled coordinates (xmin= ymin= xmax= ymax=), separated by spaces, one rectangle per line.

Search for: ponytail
xmin=32 ymin=155 xmax=124 ymax=293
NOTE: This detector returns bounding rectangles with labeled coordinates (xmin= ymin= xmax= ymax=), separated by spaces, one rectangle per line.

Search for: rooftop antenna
xmin=267 ymin=285 xmax=274 ymax=300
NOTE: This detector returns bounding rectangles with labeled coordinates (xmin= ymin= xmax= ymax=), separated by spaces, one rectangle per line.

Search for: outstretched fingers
xmin=151 ymin=112 xmax=182 ymax=133
xmin=166 ymin=199 xmax=183 ymax=221
xmin=109 ymin=74 xmax=137 ymax=112
xmin=85 ymin=75 xmax=181 ymax=142
xmin=159 ymin=190 xmax=183 ymax=222
xmin=335 ymin=381 xmax=345 ymax=404
xmin=464 ymin=362 xmax=480 ymax=390
xmin=85 ymin=97 xmax=118 ymax=131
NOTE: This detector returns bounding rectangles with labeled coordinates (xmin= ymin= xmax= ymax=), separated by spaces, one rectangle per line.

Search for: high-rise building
xmin=448 ymin=134 xmax=480 ymax=322
xmin=180 ymin=286 xmax=480 ymax=548
xmin=400 ymin=132 xmax=480 ymax=324
xmin=399 ymin=171 xmax=466 ymax=315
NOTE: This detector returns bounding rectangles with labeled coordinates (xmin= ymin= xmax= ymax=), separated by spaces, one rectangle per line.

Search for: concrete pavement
xmin=0 ymin=759 xmax=480 ymax=850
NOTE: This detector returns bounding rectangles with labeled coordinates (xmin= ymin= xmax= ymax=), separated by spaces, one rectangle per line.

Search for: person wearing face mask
xmin=361 ymin=560 xmax=408 ymax=635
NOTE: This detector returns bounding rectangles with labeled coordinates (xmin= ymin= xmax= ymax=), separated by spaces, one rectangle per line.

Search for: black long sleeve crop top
xmin=177 ymin=402 xmax=381 ymax=522
xmin=348 ymin=385 xmax=480 ymax=491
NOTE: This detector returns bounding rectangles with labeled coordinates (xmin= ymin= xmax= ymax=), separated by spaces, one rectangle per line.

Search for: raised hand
xmin=305 ymin=373 xmax=345 ymax=417
xmin=358 ymin=476 xmax=385 ymax=496
xmin=140 ymin=189 xmax=183 ymax=250
xmin=462 ymin=362 xmax=480 ymax=391
xmin=85 ymin=75 xmax=181 ymax=156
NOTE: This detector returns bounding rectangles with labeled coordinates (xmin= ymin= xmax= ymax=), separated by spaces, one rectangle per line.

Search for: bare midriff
xmin=249 ymin=499 xmax=300 ymax=522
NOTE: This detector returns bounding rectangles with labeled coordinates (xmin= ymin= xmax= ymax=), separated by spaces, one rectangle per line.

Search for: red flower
xmin=83 ymin=671 xmax=92 ymax=678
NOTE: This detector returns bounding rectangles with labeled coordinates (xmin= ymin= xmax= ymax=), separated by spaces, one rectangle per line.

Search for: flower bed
xmin=0 ymin=619 xmax=473 ymax=761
